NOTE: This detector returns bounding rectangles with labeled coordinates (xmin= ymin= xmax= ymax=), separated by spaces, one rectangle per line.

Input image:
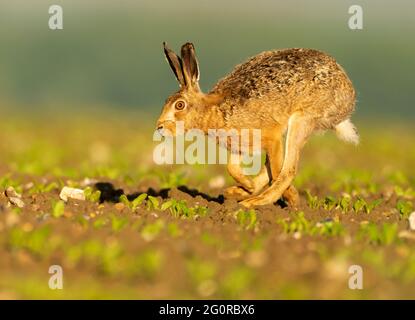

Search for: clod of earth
xmin=59 ymin=187 xmax=86 ymax=202
xmin=4 ymin=186 xmax=25 ymax=208
xmin=409 ymin=211 xmax=415 ymax=231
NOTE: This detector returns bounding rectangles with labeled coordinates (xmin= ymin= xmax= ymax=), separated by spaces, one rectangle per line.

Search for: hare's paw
xmin=239 ymin=195 xmax=268 ymax=208
xmin=224 ymin=186 xmax=251 ymax=200
xmin=240 ymin=185 xmax=299 ymax=208
xmin=282 ymin=185 xmax=299 ymax=209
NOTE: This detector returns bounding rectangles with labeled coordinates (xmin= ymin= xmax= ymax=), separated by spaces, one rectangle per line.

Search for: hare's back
xmin=211 ymin=48 xmax=350 ymax=104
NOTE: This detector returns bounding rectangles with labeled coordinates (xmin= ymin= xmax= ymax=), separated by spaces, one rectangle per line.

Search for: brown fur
xmin=157 ymin=43 xmax=358 ymax=207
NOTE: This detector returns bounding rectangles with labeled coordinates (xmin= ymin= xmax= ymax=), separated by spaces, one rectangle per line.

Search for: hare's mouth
xmin=155 ymin=121 xmax=177 ymax=137
xmin=156 ymin=126 xmax=171 ymax=137
xmin=156 ymin=125 xmax=164 ymax=134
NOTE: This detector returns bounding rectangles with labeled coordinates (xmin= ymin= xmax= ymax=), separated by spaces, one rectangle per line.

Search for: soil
xmin=0 ymin=116 xmax=414 ymax=299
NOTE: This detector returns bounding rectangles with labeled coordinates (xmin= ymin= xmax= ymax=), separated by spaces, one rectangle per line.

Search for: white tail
xmin=335 ymin=119 xmax=359 ymax=145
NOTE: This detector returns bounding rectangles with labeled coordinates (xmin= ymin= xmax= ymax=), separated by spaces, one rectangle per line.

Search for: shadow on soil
xmin=94 ymin=182 xmax=225 ymax=204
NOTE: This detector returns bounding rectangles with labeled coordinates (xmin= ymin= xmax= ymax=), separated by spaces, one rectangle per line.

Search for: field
xmin=0 ymin=111 xmax=414 ymax=299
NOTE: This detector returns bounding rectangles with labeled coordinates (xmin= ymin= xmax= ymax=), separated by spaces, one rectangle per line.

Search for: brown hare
xmin=157 ymin=42 xmax=358 ymax=208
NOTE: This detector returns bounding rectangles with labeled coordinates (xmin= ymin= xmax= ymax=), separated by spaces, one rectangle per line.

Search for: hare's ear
xmin=163 ymin=42 xmax=186 ymax=87
xmin=180 ymin=42 xmax=200 ymax=90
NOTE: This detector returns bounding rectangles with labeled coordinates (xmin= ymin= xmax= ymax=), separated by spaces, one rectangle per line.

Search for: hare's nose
xmin=156 ymin=124 xmax=164 ymax=134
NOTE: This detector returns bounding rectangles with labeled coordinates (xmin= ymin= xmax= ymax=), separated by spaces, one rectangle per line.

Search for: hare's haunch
xmin=157 ymin=42 xmax=358 ymax=208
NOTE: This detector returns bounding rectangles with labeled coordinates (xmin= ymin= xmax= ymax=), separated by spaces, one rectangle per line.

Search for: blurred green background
xmin=0 ymin=0 xmax=413 ymax=120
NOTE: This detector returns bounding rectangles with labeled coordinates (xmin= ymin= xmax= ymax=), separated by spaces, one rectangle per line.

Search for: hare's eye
xmin=174 ymin=100 xmax=186 ymax=111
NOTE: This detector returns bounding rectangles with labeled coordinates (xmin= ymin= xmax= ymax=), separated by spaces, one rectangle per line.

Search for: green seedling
xmin=338 ymin=195 xmax=351 ymax=213
xmin=278 ymin=212 xmax=344 ymax=237
xmin=315 ymin=219 xmax=345 ymax=237
xmin=94 ymin=167 xmax=120 ymax=180
xmin=93 ymin=217 xmax=109 ymax=229
xmin=186 ymin=258 xmax=217 ymax=285
xmin=353 ymin=197 xmax=366 ymax=213
xmin=29 ymin=181 xmax=59 ymax=194
xmin=200 ymin=232 xmax=220 ymax=247
xmin=167 ymin=223 xmax=182 ymax=238
xmin=323 ymin=196 xmax=337 ymax=211
xmin=74 ymin=239 xmax=124 ymax=276
xmin=353 ymin=197 xmax=383 ymax=214
xmin=0 ymin=176 xmax=22 ymax=194
xmin=396 ymin=200 xmax=413 ymax=218
xmin=76 ymin=215 xmax=89 ymax=228
xmin=119 ymin=194 xmax=130 ymax=206
xmin=11 ymin=207 xmax=23 ymax=215
xmin=146 ymin=195 xmax=159 ymax=210
xmin=221 ymin=266 xmax=254 ymax=299
xmin=364 ymin=199 xmax=383 ymax=214
xmin=51 ymin=200 xmax=65 ymax=218
xmin=99 ymin=241 xmax=124 ymax=276
xmin=111 ymin=215 xmax=129 ymax=232
xmin=359 ymin=222 xmax=399 ymax=245
xmin=278 ymin=211 xmax=310 ymax=234
xmin=306 ymin=192 xmax=353 ymax=213
xmin=394 ymin=186 xmax=415 ymax=199
xmin=236 ymin=209 xmax=257 ymax=230
xmin=367 ymin=182 xmax=379 ymax=194
xmin=132 ymin=193 xmax=147 ymax=210
xmin=161 ymin=199 xmax=208 ymax=218
xmin=119 ymin=193 xmax=148 ymax=210
xmin=389 ymin=171 xmax=409 ymax=186
xmin=8 ymin=226 xmax=57 ymax=257
xmin=84 ymin=187 xmax=102 ymax=203
xmin=132 ymin=250 xmax=163 ymax=280
xmin=305 ymin=190 xmax=319 ymax=209
xmin=160 ymin=199 xmax=184 ymax=216
xmin=140 ymin=220 xmax=165 ymax=242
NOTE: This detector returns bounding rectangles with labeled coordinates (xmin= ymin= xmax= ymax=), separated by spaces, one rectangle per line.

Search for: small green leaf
xmin=119 ymin=194 xmax=130 ymax=206
xmin=52 ymin=200 xmax=65 ymax=218
xmin=161 ymin=200 xmax=174 ymax=211
xmin=85 ymin=187 xmax=101 ymax=203
xmin=353 ymin=198 xmax=366 ymax=213
xmin=339 ymin=196 xmax=351 ymax=213
xmin=146 ymin=196 xmax=159 ymax=210
xmin=323 ymin=196 xmax=337 ymax=211
xmin=132 ymin=193 xmax=147 ymax=210
xmin=305 ymin=190 xmax=319 ymax=209
xmin=397 ymin=200 xmax=413 ymax=218
xmin=365 ymin=199 xmax=383 ymax=214
xmin=111 ymin=216 xmax=129 ymax=232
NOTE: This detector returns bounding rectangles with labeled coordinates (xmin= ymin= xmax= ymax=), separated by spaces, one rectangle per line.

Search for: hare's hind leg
xmin=240 ymin=113 xmax=314 ymax=207
xmin=224 ymin=153 xmax=269 ymax=200
xmin=265 ymin=136 xmax=299 ymax=207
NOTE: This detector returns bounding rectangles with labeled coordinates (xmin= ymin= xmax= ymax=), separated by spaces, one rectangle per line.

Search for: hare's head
xmin=157 ymin=42 xmax=220 ymax=136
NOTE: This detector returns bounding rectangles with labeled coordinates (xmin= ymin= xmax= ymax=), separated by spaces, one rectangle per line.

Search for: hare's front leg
xmin=224 ymin=153 xmax=269 ymax=200
xmin=240 ymin=113 xmax=314 ymax=207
